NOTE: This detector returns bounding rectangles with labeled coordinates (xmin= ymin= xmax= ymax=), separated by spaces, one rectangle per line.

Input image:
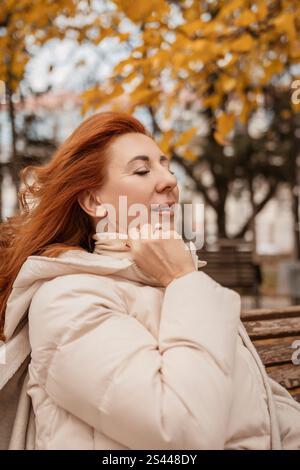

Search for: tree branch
xmin=171 ymin=152 xmax=218 ymax=212
xmin=233 ymin=180 xmax=278 ymax=239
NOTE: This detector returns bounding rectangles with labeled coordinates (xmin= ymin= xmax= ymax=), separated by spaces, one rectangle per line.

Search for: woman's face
xmin=95 ymin=132 xmax=179 ymax=234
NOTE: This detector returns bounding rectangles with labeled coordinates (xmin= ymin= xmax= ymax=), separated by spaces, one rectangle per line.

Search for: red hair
xmin=0 ymin=111 xmax=150 ymax=341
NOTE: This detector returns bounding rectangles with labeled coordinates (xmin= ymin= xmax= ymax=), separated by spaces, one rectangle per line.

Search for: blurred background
xmin=1 ymin=0 xmax=300 ymax=309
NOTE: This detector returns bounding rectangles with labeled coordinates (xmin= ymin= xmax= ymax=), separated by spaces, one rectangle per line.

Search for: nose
xmin=155 ymin=167 xmax=177 ymax=193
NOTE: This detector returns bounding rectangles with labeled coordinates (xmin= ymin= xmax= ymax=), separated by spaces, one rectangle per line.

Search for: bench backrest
xmin=199 ymin=250 xmax=258 ymax=290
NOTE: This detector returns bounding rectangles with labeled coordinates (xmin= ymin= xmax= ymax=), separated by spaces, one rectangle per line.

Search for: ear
xmin=77 ymin=189 xmax=99 ymax=217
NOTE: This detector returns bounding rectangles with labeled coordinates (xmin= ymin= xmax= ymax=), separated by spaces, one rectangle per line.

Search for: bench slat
xmin=242 ymin=306 xmax=300 ymax=321
xmin=243 ymin=317 xmax=300 ymax=340
xmin=290 ymin=387 xmax=300 ymax=402
xmin=242 ymin=307 xmax=300 ymax=403
xmin=266 ymin=363 xmax=300 ymax=389
xmin=253 ymin=336 xmax=300 ymax=366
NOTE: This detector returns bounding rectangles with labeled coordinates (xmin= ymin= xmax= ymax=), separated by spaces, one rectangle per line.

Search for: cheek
xmin=104 ymin=180 xmax=151 ymax=226
xmin=117 ymin=179 xmax=152 ymax=206
xmin=114 ymin=181 xmax=152 ymax=230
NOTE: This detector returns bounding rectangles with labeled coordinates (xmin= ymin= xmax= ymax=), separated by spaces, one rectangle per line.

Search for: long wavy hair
xmin=0 ymin=111 xmax=150 ymax=341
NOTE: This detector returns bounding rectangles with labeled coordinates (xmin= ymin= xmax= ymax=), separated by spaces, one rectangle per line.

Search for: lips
xmin=151 ymin=202 xmax=176 ymax=211
xmin=151 ymin=203 xmax=175 ymax=216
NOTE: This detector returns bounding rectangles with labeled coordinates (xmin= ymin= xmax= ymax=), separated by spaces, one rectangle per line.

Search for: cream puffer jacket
xmin=3 ymin=235 xmax=300 ymax=450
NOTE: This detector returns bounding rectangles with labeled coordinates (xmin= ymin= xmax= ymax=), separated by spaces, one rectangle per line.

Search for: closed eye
xmin=134 ymin=170 xmax=175 ymax=176
xmin=134 ymin=171 xmax=150 ymax=175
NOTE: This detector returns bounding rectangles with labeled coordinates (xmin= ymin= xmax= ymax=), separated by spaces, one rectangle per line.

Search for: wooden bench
xmin=241 ymin=306 xmax=300 ymax=403
xmin=199 ymin=249 xmax=262 ymax=307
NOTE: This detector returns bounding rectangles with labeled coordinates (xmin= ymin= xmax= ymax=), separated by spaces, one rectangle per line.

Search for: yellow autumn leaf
xmin=239 ymin=97 xmax=251 ymax=125
xmin=81 ymin=87 xmax=108 ymax=110
xmin=114 ymin=58 xmax=135 ymax=75
xmin=289 ymin=42 xmax=300 ymax=60
xmin=217 ymin=0 xmax=244 ymax=19
xmin=143 ymin=29 xmax=162 ymax=48
xmin=230 ymin=34 xmax=256 ymax=52
xmin=200 ymin=21 xmax=233 ymax=37
xmin=191 ymin=39 xmax=212 ymax=53
xmin=121 ymin=71 xmax=136 ymax=85
xmin=255 ymin=1 xmax=268 ymax=21
xmin=158 ymin=129 xmax=174 ymax=154
xmin=107 ymin=83 xmax=124 ymax=101
xmin=118 ymin=32 xmax=131 ymax=42
xmin=179 ymin=19 xmax=204 ymax=37
xmin=113 ymin=0 xmax=169 ymax=23
xmin=234 ymin=10 xmax=257 ymax=27
xmin=92 ymin=27 xmax=116 ymax=45
xmin=183 ymin=148 xmax=198 ymax=162
xmin=222 ymin=77 xmax=237 ymax=93
xmin=273 ymin=12 xmax=296 ymax=42
xmin=163 ymin=94 xmax=177 ymax=121
xmin=214 ymin=131 xmax=228 ymax=146
xmin=173 ymin=52 xmax=186 ymax=68
xmin=175 ymin=127 xmax=198 ymax=147
xmin=150 ymin=50 xmax=169 ymax=69
xmin=202 ymin=94 xmax=223 ymax=110
xmin=172 ymin=34 xmax=191 ymax=51
xmin=261 ymin=59 xmax=284 ymax=84
xmin=215 ymin=113 xmax=235 ymax=145
xmin=130 ymin=88 xmax=160 ymax=105
xmin=182 ymin=3 xmax=201 ymax=22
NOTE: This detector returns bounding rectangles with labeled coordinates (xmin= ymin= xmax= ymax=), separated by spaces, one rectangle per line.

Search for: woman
xmin=1 ymin=111 xmax=300 ymax=450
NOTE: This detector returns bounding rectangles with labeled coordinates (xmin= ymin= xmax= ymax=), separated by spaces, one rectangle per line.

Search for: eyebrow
xmin=126 ymin=155 xmax=169 ymax=167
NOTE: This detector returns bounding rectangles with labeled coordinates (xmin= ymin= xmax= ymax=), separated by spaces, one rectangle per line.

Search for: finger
xmin=140 ymin=223 xmax=152 ymax=240
xmin=160 ymin=229 xmax=182 ymax=240
xmin=169 ymin=229 xmax=182 ymax=239
xmin=128 ymin=226 xmax=140 ymax=241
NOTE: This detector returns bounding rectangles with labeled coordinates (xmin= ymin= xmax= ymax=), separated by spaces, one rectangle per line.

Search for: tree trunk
xmin=6 ymin=83 xmax=19 ymax=212
xmin=288 ymin=119 xmax=300 ymax=260
xmin=216 ymin=203 xmax=227 ymax=238
xmin=292 ymin=189 xmax=300 ymax=260
xmin=249 ymin=177 xmax=257 ymax=254
xmin=233 ymin=181 xmax=278 ymax=239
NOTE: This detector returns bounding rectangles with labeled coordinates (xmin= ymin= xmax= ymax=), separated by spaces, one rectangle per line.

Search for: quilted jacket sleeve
xmin=28 ymin=271 xmax=241 ymax=450
xmin=268 ymin=377 xmax=300 ymax=449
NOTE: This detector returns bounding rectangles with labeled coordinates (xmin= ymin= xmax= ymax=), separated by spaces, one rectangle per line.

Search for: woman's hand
xmin=127 ymin=224 xmax=196 ymax=287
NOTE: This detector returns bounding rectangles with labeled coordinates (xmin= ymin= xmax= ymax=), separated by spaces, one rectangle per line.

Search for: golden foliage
xmin=214 ymin=112 xmax=235 ymax=145
xmin=175 ymin=127 xmax=198 ymax=148
xmin=81 ymin=0 xmax=300 ymax=148
xmin=0 ymin=0 xmax=84 ymax=90
xmin=2 ymin=0 xmax=300 ymax=152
